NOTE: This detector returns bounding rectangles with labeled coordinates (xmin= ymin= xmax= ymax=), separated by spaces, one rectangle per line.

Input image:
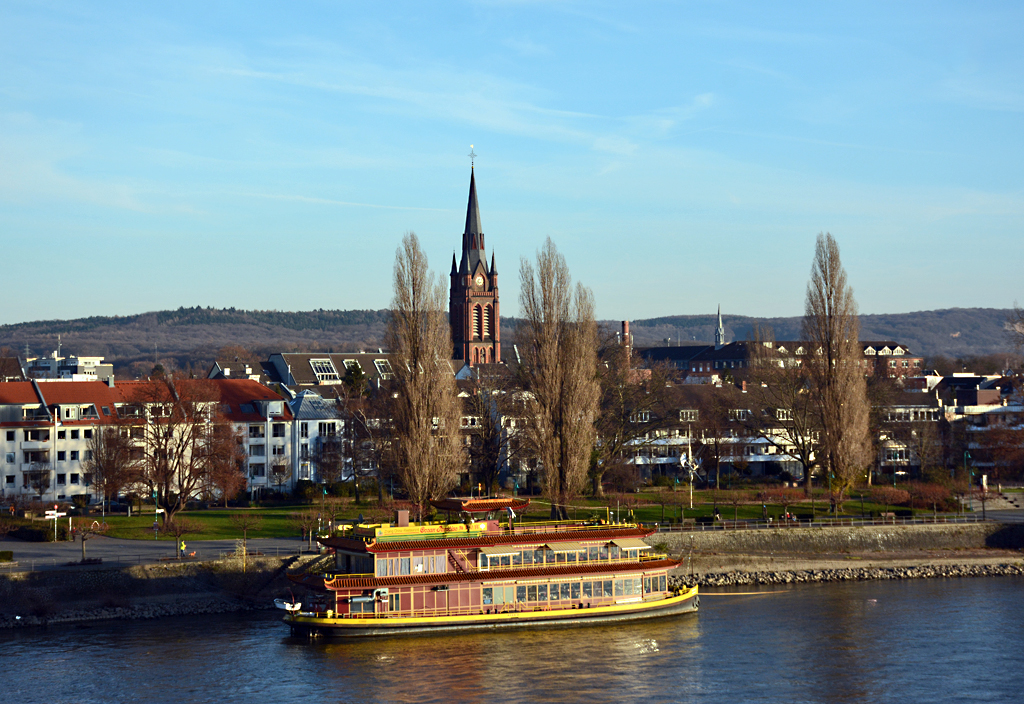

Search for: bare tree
xmin=384 ymin=233 xmax=466 ymax=520
xmin=128 ymin=376 xmax=236 ymax=525
xmin=230 ymin=513 xmax=263 ymax=571
xmin=592 ymin=336 xmax=674 ymax=495
xmin=291 ymin=508 xmax=320 ymax=550
xmin=165 ymin=517 xmax=203 ymax=559
xmin=516 ymin=238 xmax=600 ymax=519
xmin=1009 ymin=304 xmax=1024 ymax=352
xmin=695 ymin=390 xmax=733 ymax=491
xmin=206 ymin=423 xmax=247 ymax=507
xmin=270 ymin=459 xmax=292 ymax=494
xmin=27 ymin=462 xmax=53 ymax=502
xmin=84 ymin=425 xmax=138 ymax=512
xmin=803 ymin=233 xmax=872 ymax=501
xmin=747 ymin=327 xmax=821 ymax=493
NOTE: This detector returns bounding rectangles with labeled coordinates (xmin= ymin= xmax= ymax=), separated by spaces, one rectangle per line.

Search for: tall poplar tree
xmin=516 ymin=238 xmax=600 ymax=519
xmin=803 ymin=233 xmax=872 ymax=503
xmin=385 ymin=233 xmax=465 ymax=520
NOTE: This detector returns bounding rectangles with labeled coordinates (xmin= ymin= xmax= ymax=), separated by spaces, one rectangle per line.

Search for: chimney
xmin=106 ymin=376 xmax=115 ymax=388
xmin=622 ymin=321 xmax=632 ymax=357
xmin=395 ymin=510 xmax=410 ymax=527
xmin=741 ymin=380 xmax=747 ymax=392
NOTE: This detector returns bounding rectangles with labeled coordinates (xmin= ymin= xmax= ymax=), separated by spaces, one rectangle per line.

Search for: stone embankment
xmin=670 ymin=563 xmax=1024 ymax=589
xmin=0 ymin=553 xmax=330 ymax=629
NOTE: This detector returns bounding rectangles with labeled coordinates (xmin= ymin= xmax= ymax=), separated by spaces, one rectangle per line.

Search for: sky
xmin=1 ymin=1 xmax=1023 ymax=325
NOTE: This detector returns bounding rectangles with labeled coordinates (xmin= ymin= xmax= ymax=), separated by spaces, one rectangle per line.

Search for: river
xmin=3 ymin=577 xmax=1022 ymax=703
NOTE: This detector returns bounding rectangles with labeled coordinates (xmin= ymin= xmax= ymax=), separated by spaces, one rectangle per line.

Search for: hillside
xmin=629 ymin=308 xmax=1019 ymax=359
xmin=0 ymin=306 xmax=1017 ymax=378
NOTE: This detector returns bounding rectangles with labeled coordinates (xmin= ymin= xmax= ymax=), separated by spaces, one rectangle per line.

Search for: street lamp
xmin=965 ymin=451 xmax=972 ymax=512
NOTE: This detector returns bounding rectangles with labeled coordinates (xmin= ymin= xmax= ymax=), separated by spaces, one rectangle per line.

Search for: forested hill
xmin=630 ymin=308 xmax=1018 ymax=359
xmin=0 ymin=307 xmax=392 ymax=377
xmin=0 ymin=306 xmax=1017 ymax=378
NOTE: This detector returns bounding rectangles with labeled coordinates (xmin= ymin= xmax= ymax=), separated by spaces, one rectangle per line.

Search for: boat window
xmin=603 ymin=581 xmax=613 ymax=598
xmin=538 ymin=585 xmax=547 ymax=601
xmin=534 ymin=549 xmax=545 ymax=564
xmin=500 ymin=555 xmax=511 ymax=567
xmin=528 ymin=585 xmax=538 ymax=601
xmin=560 ymin=583 xmax=571 ymax=600
xmin=483 ymin=587 xmax=493 ymax=605
xmin=544 ymin=549 xmax=555 ymax=563
xmin=512 ymin=552 xmax=522 ymax=566
xmin=555 ymin=552 xmax=566 ymax=564
xmin=614 ymin=580 xmax=624 ymax=597
xmin=644 ymin=577 xmax=652 ymax=593
xmin=599 ymin=546 xmax=609 ymax=560
xmin=376 ymin=560 xmax=387 ymax=577
xmin=413 ymin=557 xmax=424 ymax=573
xmin=609 ymin=546 xmax=620 ymax=560
xmin=399 ymin=558 xmax=410 ymax=575
xmin=480 ymin=555 xmax=489 ymax=570
xmin=550 ymin=584 xmax=561 ymax=600
xmin=579 ymin=549 xmax=588 ymax=563
xmin=566 ymin=551 xmax=576 ymax=563
xmin=583 ymin=582 xmax=592 ymax=599
xmin=521 ymin=551 xmax=533 ymax=565
xmin=589 ymin=546 xmax=599 ymax=561
xmin=571 ymin=583 xmax=581 ymax=600
xmin=660 ymin=575 xmax=667 ymax=591
xmin=517 ymin=586 xmax=527 ymax=602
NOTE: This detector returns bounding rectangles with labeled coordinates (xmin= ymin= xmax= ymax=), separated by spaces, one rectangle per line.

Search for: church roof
xmin=462 ymin=168 xmax=488 ymax=276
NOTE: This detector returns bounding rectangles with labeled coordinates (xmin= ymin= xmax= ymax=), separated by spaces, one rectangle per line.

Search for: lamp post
xmin=965 ymin=451 xmax=972 ymax=512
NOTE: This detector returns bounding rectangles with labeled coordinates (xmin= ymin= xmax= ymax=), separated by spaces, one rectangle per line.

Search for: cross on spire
xmin=468 ymin=145 xmax=477 ymax=168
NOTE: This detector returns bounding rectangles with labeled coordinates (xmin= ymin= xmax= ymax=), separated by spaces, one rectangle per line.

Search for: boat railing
xmin=475 ymin=552 xmax=670 ymax=573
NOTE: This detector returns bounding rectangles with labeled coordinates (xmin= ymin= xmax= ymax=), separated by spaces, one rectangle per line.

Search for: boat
xmin=282 ymin=497 xmax=698 ymax=638
xmin=274 ymin=598 xmax=302 ymax=613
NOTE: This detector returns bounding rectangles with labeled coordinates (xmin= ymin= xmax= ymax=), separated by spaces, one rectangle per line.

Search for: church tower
xmin=450 ymin=166 xmax=500 ymax=366
xmin=715 ymin=306 xmax=726 ymax=350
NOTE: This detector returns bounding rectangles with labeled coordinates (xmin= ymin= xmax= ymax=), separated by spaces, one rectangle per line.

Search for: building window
xmin=374 ymin=359 xmax=394 ymax=379
xmin=309 ymin=359 xmax=340 ymax=383
xmin=84 ymin=429 xmax=93 ymax=439
xmin=4 ymin=475 xmax=13 ymax=486
xmin=629 ymin=411 xmax=650 ymax=423
xmin=249 ymin=463 xmax=265 ymax=477
xmin=300 ymin=422 xmax=309 ymax=439
xmin=318 ymin=422 xmax=336 ymax=436
xmin=249 ymin=425 xmax=265 ymax=438
xmin=729 ymin=409 xmax=750 ymax=421
xmin=71 ymin=430 xmax=79 ymax=439
xmin=57 ymin=430 xmax=67 ymax=440
xmin=70 ymin=451 xmax=79 ymax=461
xmin=679 ymin=409 xmax=698 ymax=422
xmin=6 ymin=453 xmax=15 ymax=464
xmin=5 ymin=431 xmax=13 ymax=442
xmin=272 ymin=445 xmax=285 ymax=456
xmin=70 ymin=473 xmax=80 ymax=485
xmin=57 ymin=474 xmax=66 ymax=485
xmin=272 ymin=423 xmax=285 ymax=438
xmin=57 ymin=451 xmax=67 ymax=462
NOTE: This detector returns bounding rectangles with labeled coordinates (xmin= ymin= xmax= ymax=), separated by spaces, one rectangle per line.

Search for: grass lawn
xmin=94 ymin=488 xmax=940 ymax=542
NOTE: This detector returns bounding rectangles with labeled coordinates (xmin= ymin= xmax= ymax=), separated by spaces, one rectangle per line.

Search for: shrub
xmin=0 ymin=550 xmax=13 ymax=562
xmin=871 ymin=486 xmax=911 ymax=508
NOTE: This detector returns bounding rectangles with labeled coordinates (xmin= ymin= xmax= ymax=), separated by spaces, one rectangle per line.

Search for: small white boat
xmin=275 ymin=598 xmax=302 ymax=613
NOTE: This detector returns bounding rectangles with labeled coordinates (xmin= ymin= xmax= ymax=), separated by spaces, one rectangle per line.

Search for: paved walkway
xmin=0 ymin=535 xmax=314 ymax=572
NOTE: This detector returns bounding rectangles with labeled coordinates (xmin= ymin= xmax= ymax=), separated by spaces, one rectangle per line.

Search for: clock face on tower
xmin=475 ymin=275 xmax=484 ymax=287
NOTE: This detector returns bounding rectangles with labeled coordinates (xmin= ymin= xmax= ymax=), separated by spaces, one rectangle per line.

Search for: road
xmin=0 ymin=534 xmax=313 ymax=572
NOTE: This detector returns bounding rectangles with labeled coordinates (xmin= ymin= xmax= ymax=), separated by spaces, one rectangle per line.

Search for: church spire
xmin=461 ymin=166 xmax=487 ymax=274
xmin=715 ymin=306 xmax=725 ymax=350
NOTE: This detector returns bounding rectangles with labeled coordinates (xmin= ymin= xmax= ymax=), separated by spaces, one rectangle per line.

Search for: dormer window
xmin=374 ymin=359 xmax=394 ymax=380
xmin=310 ymin=359 xmax=340 ymax=383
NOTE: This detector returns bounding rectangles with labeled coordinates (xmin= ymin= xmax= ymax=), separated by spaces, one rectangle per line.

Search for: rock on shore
xmin=670 ymin=562 xmax=1024 ymax=589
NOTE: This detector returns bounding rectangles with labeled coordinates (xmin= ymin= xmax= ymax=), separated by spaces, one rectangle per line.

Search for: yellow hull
xmin=285 ymin=586 xmax=699 ymax=638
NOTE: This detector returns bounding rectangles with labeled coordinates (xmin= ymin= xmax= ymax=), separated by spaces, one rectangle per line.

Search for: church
xmin=449 ymin=166 xmax=501 ymax=366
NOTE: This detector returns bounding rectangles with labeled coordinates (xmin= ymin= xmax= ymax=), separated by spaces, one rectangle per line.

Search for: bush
xmin=0 ymin=550 xmax=13 ymax=562
xmin=10 ymin=526 xmax=48 ymax=542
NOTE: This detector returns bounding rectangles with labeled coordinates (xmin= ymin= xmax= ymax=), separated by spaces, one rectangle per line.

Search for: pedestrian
xmin=180 ymin=540 xmax=186 ymax=555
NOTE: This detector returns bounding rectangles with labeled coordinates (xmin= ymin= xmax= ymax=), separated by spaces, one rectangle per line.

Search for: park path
xmin=0 ymin=534 xmax=311 ymax=572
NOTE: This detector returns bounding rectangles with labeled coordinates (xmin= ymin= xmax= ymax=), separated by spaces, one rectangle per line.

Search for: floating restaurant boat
xmin=282 ymin=497 xmax=698 ymax=638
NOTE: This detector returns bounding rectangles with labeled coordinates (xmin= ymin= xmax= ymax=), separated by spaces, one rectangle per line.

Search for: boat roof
xmin=430 ymin=497 xmax=531 ymax=514
xmin=319 ymin=524 xmax=655 ymax=554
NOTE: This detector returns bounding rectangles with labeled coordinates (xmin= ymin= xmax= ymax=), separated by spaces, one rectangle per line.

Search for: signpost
xmin=44 ymin=504 xmax=66 ymax=542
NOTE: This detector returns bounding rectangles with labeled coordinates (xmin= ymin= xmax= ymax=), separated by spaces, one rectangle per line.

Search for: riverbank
xmin=0 ymin=553 xmax=330 ymax=629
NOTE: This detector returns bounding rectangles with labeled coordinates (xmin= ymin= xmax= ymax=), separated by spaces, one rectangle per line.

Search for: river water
xmin=3 ymin=577 xmax=1023 ymax=704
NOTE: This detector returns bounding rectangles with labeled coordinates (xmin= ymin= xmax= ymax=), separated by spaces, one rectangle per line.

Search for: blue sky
xmin=2 ymin=1 xmax=1022 ymax=325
